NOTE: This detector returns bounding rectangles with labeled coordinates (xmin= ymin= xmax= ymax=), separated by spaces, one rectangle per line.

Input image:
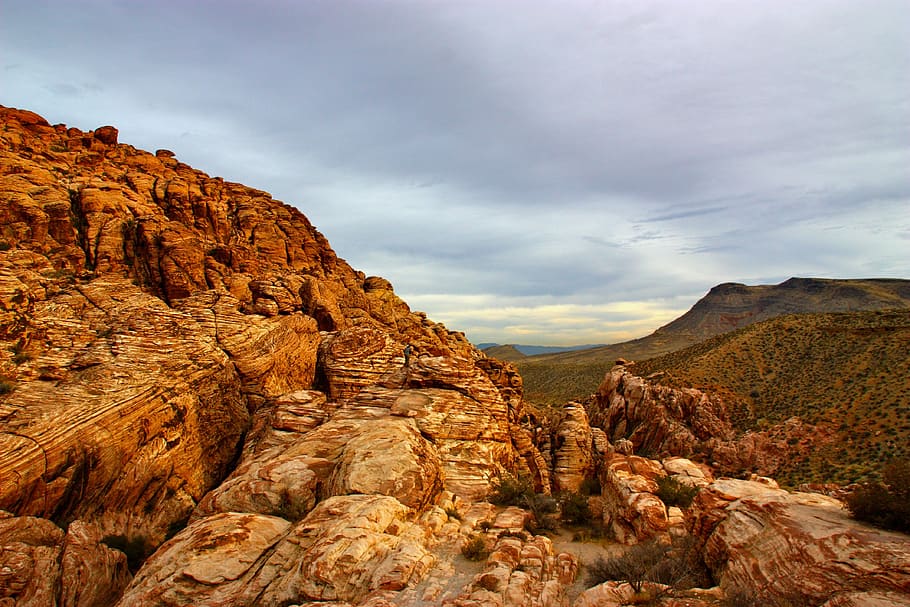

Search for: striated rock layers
xmin=0 ymin=107 xmax=574 ymax=605
xmin=687 ymin=479 xmax=910 ymax=605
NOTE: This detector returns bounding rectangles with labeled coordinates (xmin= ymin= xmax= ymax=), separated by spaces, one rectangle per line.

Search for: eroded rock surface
xmin=688 ymin=479 xmax=910 ymax=605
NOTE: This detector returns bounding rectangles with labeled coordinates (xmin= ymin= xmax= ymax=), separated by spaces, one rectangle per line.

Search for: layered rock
xmin=2 ymin=106 xmax=549 ymax=604
xmin=0 ymin=275 xmax=249 ymax=544
xmin=589 ymin=365 xmax=734 ymax=459
xmin=448 ymin=534 xmax=578 ymax=607
xmin=589 ymin=365 xmax=829 ymax=477
xmin=0 ymin=512 xmax=130 ymax=607
xmin=118 ymin=495 xmax=437 ymax=606
xmin=550 ymin=403 xmax=594 ymax=493
xmin=687 ymin=478 xmax=910 ymax=605
xmin=598 ymin=454 xmax=714 ymax=545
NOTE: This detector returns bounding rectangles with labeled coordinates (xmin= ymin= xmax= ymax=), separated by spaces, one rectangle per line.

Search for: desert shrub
xmin=846 ymin=457 xmax=910 ymax=532
xmin=0 ymin=379 xmax=14 ymax=395
xmin=0 ymin=241 xmax=10 ymax=251
xmin=488 ymin=472 xmax=535 ymax=507
xmin=655 ymin=475 xmax=699 ymax=509
xmin=525 ymin=494 xmax=559 ymax=532
xmin=460 ymin=534 xmax=488 ymax=561
xmin=558 ymin=491 xmax=593 ymax=525
xmin=585 ymin=536 xmax=707 ymax=593
xmin=101 ymin=534 xmax=150 ymax=572
xmin=586 ymin=540 xmax=669 ymax=592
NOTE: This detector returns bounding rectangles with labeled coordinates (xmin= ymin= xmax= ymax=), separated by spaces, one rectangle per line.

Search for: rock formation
xmin=0 ymin=106 xmax=575 ymax=605
xmin=3 ymin=106 xmax=908 ymax=606
xmin=589 ymin=363 xmax=830 ymax=478
xmin=687 ymin=478 xmax=910 ymax=605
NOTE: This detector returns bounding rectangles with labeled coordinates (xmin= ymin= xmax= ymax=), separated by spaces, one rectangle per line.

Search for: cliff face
xmin=0 ymin=107 xmax=576 ymax=606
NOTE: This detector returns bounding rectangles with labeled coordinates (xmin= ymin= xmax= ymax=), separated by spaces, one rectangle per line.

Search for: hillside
xmin=516 ymin=278 xmax=910 ymax=404
xmin=633 ymin=309 xmax=910 ymax=485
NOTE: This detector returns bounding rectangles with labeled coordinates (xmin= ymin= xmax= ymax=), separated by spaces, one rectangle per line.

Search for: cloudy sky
xmin=3 ymin=1 xmax=908 ymax=345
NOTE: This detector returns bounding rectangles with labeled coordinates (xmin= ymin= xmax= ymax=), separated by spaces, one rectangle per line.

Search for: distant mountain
xmin=479 ymin=343 xmax=605 ymax=361
xmin=516 ymin=277 xmax=910 ymax=404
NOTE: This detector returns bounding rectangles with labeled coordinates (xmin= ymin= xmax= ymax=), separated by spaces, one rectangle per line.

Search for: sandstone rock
xmin=0 ymin=277 xmax=249 ymax=545
xmin=0 ymin=514 xmax=130 ymax=607
xmin=551 ymin=402 xmax=594 ymax=493
xmin=122 ymin=495 xmax=436 ymax=606
xmin=599 ymin=454 xmax=669 ymax=544
xmin=688 ymin=479 xmax=910 ymax=605
xmin=93 ymin=126 xmax=118 ymax=145
xmin=452 ymin=533 xmax=578 ymax=607
xmin=59 ymin=520 xmax=132 ymax=607
xmin=589 ymin=367 xmax=734 ymax=459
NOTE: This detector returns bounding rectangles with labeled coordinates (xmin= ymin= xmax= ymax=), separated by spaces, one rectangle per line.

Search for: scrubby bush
xmin=558 ymin=491 xmax=593 ymax=525
xmin=655 ymin=475 xmax=699 ymax=509
xmin=461 ymin=534 xmax=488 ymax=561
xmin=585 ymin=536 xmax=707 ymax=593
xmin=846 ymin=457 xmax=910 ymax=532
xmin=488 ymin=472 xmax=535 ymax=507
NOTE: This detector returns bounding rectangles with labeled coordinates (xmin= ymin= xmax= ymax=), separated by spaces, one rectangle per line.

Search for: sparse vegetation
xmin=585 ymin=536 xmax=707 ymax=594
xmin=488 ymin=472 xmax=535 ymax=507
xmin=655 ymin=476 xmax=699 ymax=509
xmin=558 ymin=491 xmax=593 ymax=525
xmin=0 ymin=379 xmax=14 ymax=395
xmin=845 ymin=458 xmax=910 ymax=533
xmin=460 ymin=534 xmax=488 ymax=561
xmin=444 ymin=506 xmax=462 ymax=521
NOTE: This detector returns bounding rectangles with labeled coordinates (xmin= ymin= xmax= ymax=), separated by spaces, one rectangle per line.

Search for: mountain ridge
xmin=515 ymin=277 xmax=910 ymax=404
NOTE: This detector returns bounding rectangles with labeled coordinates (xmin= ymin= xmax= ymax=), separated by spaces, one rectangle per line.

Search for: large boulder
xmin=687 ymin=479 xmax=910 ymax=605
xmin=118 ymin=495 xmax=435 ymax=606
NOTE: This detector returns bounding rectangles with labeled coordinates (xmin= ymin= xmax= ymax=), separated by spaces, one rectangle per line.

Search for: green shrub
xmin=655 ymin=475 xmax=699 ymax=509
xmin=559 ymin=491 xmax=593 ymax=525
xmin=488 ymin=472 xmax=535 ymax=507
xmin=846 ymin=458 xmax=910 ymax=532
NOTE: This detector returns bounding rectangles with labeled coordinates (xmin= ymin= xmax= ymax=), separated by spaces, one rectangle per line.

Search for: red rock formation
xmin=0 ymin=106 xmax=564 ymax=605
xmin=589 ymin=364 xmax=831 ymax=478
xmin=687 ymin=479 xmax=910 ymax=605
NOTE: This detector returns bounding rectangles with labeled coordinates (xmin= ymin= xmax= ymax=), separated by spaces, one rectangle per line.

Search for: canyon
xmin=1 ymin=106 xmax=908 ymax=606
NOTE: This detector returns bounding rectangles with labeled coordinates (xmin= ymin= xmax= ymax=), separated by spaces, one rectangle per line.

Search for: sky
xmin=2 ymin=1 xmax=908 ymax=346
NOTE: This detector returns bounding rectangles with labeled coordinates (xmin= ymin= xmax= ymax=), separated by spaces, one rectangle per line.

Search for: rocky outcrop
xmin=0 ymin=512 xmax=130 ymax=607
xmin=550 ymin=403 xmax=594 ymax=493
xmin=597 ymin=454 xmax=713 ymax=545
xmin=0 ymin=275 xmax=249 ymax=545
xmin=589 ymin=366 xmax=734 ymax=459
xmin=687 ymin=479 xmax=910 ymax=605
xmin=589 ymin=365 xmax=828 ymax=478
xmin=449 ymin=534 xmax=578 ymax=607
xmin=0 ymin=107 xmax=561 ymax=605
xmin=118 ymin=495 xmax=436 ymax=606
